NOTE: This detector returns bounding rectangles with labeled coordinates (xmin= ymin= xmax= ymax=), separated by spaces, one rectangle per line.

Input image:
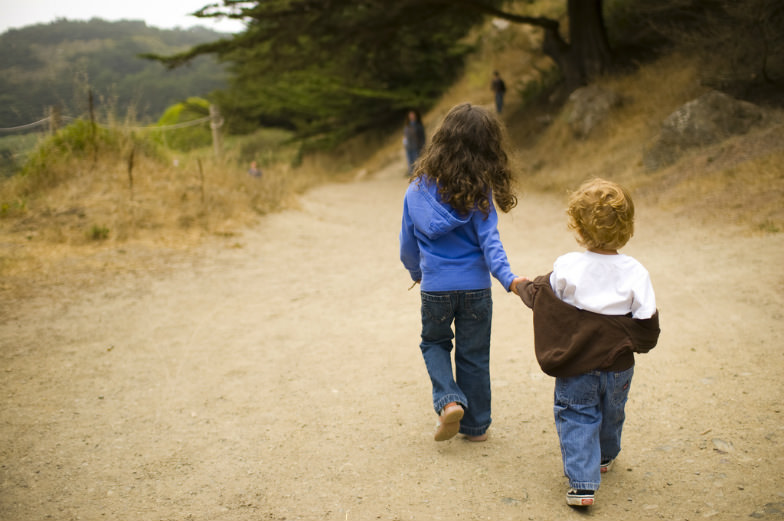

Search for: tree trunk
xmin=569 ymin=0 xmax=612 ymax=79
xmin=541 ymin=0 xmax=612 ymax=90
xmin=542 ymin=24 xmax=580 ymax=89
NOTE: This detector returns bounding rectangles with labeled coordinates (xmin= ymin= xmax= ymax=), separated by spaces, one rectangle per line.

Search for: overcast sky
xmin=0 ymin=0 xmax=246 ymax=34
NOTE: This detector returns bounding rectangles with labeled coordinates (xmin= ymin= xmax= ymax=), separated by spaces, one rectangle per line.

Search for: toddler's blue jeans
xmin=419 ymin=289 xmax=492 ymax=436
xmin=553 ymin=366 xmax=634 ymax=490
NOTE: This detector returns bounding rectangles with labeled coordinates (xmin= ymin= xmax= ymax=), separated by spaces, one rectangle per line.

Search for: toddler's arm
xmin=515 ymin=278 xmax=538 ymax=309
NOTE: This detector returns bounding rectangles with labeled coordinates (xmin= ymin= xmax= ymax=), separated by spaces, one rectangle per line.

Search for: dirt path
xmin=2 ymin=163 xmax=783 ymax=520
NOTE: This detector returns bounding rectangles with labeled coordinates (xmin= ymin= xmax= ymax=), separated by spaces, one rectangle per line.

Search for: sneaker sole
xmin=566 ymin=495 xmax=594 ymax=507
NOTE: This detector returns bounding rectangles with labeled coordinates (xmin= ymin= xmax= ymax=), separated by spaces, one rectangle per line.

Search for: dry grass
xmin=512 ymin=53 xmax=708 ymax=192
xmin=638 ymin=124 xmax=784 ymax=232
xmin=0 ymin=112 xmax=395 ymax=297
xmin=498 ymin=51 xmax=783 ymax=234
xmin=0 ymin=127 xmax=344 ymax=293
xmin=2 ymin=152 xmax=291 ymax=244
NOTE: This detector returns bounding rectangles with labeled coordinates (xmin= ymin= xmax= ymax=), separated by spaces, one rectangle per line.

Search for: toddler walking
xmin=399 ymin=103 xmax=525 ymax=442
xmin=517 ymin=178 xmax=660 ymax=506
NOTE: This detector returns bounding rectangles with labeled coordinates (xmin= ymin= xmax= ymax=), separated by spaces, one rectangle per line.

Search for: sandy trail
xmin=1 ymin=163 xmax=783 ymax=520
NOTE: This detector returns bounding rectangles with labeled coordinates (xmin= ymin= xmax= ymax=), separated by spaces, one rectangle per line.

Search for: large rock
xmin=567 ymin=85 xmax=622 ymax=139
xmin=643 ymin=91 xmax=766 ymax=170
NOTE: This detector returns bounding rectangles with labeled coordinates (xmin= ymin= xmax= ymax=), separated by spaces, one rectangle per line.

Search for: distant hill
xmin=0 ymin=19 xmax=228 ymax=128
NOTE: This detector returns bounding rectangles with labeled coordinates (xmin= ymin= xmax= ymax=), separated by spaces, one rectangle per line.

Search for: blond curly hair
xmin=567 ymin=178 xmax=635 ymax=251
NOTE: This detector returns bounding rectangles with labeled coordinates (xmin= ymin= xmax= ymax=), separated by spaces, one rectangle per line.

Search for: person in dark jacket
xmin=517 ymin=178 xmax=660 ymax=507
xmin=403 ymin=110 xmax=426 ymax=175
xmin=490 ymin=71 xmax=507 ymax=114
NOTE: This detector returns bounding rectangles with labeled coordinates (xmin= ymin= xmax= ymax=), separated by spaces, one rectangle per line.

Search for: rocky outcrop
xmin=643 ymin=91 xmax=766 ymax=171
xmin=566 ymin=85 xmax=622 ymax=139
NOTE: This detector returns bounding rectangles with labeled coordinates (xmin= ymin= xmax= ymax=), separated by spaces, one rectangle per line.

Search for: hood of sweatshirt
xmin=407 ymin=178 xmax=470 ymax=240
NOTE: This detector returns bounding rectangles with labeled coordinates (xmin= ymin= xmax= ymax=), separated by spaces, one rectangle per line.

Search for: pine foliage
xmin=151 ymin=1 xmax=494 ymax=144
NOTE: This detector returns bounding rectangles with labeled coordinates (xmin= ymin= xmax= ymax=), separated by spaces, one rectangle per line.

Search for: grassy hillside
xmin=1 ymin=7 xmax=782 ymax=296
xmin=0 ymin=19 xmax=227 ymax=127
xmin=514 ymin=55 xmax=784 ymax=233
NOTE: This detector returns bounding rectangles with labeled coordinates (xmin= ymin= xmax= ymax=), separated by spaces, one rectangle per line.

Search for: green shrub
xmin=0 ymin=134 xmax=41 ymax=177
xmin=87 ymin=224 xmax=110 ymax=241
xmin=153 ymin=97 xmax=212 ymax=152
xmin=0 ymin=198 xmax=27 ymax=217
xmin=8 ymin=119 xmax=163 ymax=198
xmin=20 ymin=119 xmax=124 ymax=174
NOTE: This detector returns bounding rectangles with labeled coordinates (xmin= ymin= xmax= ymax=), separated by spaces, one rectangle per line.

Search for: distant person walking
xmin=491 ymin=71 xmax=507 ymax=114
xmin=403 ymin=110 xmax=426 ymax=175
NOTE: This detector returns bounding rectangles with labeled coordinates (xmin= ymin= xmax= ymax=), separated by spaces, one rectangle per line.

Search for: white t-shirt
xmin=549 ymin=251 xmax=656 ymax=319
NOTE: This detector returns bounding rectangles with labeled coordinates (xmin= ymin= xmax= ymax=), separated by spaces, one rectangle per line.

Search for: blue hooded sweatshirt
xmin=399 ymin=177 xmax=516 ymax=292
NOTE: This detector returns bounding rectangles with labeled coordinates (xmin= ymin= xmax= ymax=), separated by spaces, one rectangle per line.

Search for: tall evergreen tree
xmin=151 ymin=1 xmax=482 ymax=142
xmin=150 ymin=1 xmax=619 ymax=141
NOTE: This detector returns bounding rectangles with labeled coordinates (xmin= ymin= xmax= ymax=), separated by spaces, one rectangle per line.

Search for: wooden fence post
xmin=209 ymin=104 xmax=223 ymax=160
xmin=127 ymin=146 xmax=135 ymax=201
xmin=88 ymin=90 xmax=96 ymax=138
xmin=88 ymin=89 xmax=98 ymax=164
xmin=197 ymin=158 xmax=206 ymax=205
xmin=48 ymin=106 xmax=61 ymax=135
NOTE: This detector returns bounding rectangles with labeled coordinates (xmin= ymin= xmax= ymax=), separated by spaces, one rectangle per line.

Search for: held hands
xmin=408 ymin=278 xmax=526 ymax=293
xmin=509 ymin=276 xmax=529 ymax=296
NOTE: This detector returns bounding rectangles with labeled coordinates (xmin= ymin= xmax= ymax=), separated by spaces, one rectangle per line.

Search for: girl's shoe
xmin=434 ymin=402 xmax=463 ymax=441
xmin=566 ymin=489 xmax=595 ymax=506
xmin=463 ymin=432 xmax=488 ymax=442
xmin=600 ymin=458 xmax=614 ymax=473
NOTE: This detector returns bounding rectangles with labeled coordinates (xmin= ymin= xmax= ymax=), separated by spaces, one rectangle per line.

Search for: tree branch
xmin=432 ymin=0 xmax=560 ymax=31
xmin=140 ymin=38 xmax=231 ymax=68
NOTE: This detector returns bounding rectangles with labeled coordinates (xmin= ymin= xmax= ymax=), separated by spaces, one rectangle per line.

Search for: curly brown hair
xmin=567 ymin=178 xmax=635 ymax=251
xmin=412 ymin=103 xmax=517 ymax=216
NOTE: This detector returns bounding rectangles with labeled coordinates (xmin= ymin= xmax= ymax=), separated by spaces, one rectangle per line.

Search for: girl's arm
xmin=474 ymin=202 xmax=516 ymax=291
xmin=399 ymin=198 xmax=422 ymax=282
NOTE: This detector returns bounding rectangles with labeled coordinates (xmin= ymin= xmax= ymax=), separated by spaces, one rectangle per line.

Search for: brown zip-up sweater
xmin=518 ymin=273 xmax=661 ymax=378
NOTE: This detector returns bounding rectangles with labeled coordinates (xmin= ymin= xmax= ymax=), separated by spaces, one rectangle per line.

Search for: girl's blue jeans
xmin=405 ymin=147 xmax=420 ymax=174
xmin=419 ymin=289 xmax=492 ymax=436
xmin=553 ymin=366 xmax=634 ymax=490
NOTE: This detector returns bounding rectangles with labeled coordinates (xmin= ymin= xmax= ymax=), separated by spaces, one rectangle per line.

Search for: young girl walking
xmin=399 ymin=103 xmax=525 ymax=442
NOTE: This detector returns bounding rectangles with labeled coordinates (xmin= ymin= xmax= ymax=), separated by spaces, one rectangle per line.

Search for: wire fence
xmin=0 ymin=114 xmax=215 ymax=133
xmin=1 ymin=105 xmax=225 ymax=177
xmin=0 ymin=117 xmax=53 ymax=133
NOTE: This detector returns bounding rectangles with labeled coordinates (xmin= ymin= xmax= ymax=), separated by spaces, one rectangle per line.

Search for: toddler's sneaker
xmin=434 ymin=402 xmax=463 ymax=441
xmin=566 ymin=489 xmax=595 ymax=507
xmin=600 ymin=458 xmax=614 ymax=473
